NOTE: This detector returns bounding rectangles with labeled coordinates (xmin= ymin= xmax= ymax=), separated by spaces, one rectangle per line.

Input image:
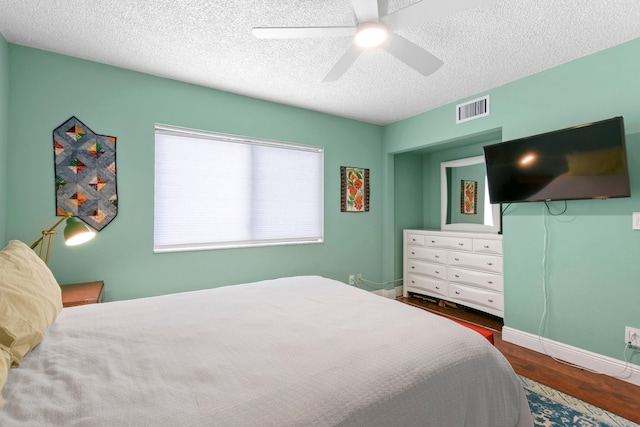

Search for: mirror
xmin=441 ymin=155 xmax=501 ymax=233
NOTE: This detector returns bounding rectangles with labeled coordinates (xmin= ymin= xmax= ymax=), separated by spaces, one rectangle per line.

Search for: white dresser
xmin=403 ymin=229 xmax=504 ymax=318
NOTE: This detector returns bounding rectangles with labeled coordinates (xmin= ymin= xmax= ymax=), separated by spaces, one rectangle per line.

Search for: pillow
xmin=0 ymin=347 xmax=9 ymax=408
xmin=0 ymin=240 xmax=62 ymax=368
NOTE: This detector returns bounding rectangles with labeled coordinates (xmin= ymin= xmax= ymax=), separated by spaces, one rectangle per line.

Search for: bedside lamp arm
xmin=30 ymin=212 xmax=72 ymax=263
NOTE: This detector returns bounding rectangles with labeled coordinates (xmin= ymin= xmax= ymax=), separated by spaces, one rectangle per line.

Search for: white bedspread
xmin=1 ymin=276 xmax=532 ymax=426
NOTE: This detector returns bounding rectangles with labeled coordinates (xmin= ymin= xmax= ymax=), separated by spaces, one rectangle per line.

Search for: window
xmin=154 ymin=125 xmax=323 ymax=252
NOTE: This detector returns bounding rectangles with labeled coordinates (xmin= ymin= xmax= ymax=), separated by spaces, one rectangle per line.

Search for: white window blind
xmin=154 ymin=125 xmax=324 ymax=252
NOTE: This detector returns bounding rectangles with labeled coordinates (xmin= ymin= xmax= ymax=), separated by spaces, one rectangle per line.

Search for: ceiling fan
xmin=252 ymin=0 xmax=491 ymax=82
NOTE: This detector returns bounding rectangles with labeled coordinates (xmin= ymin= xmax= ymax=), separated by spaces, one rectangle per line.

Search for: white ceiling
xmin=1 ymin=0 xmax=640 ymax=125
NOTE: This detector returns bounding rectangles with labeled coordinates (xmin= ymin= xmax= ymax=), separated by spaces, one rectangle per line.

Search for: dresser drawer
xmin=425 ymin=235 xmax=472 ymax=251
xmin=406 ymin=274 xmax=448 ymax=298
xmin=406 ymin=246 xmax=446 ymax=264
xmin=406 ymin=233 xmax=425 ymax=246
xmin=448 ymin=267 xmax=503 ymax=293
xmin=473 ymin=238 xmax=503 ymax=255
xmin=447 ymin=251 xmax=502 ymax=274
xmin=407 ymin=259 xmax=446 ymax=280
xmin=403 ymin=229 xmax=503 ymax=317
xmin=449 ymin=283 xmax=504 ymax=312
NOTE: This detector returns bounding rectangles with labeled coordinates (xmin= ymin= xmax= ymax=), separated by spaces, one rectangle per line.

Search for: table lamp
xmin=30 ymin=212 xmax=96 ymax=264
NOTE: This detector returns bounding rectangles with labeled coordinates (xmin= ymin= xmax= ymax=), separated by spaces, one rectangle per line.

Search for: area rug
xmin=521 ymin=376 xmax=638 ymax=427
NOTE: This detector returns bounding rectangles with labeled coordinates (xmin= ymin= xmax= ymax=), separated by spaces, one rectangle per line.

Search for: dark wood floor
xmin=398 ymin=296 xmax=640 ymax=424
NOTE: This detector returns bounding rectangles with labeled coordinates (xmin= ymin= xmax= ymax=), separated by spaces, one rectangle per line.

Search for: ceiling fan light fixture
xmin=354 ymin=22 xmax=388 ymax=48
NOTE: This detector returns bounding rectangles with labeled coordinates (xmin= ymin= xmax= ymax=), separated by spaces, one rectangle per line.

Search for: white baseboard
xmin=502 ymin=327 xmax=640 ymax=387
xmin=373 ymin=286 xmax=403 ymax=299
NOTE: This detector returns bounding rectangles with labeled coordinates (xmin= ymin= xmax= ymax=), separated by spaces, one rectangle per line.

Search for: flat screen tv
xmin=483 ymin=117 xmax=630 ymax=204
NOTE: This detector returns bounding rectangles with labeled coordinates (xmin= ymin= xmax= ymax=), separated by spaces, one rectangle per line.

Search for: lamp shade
xmin=63 ymin=217 xmax=96 ymax=246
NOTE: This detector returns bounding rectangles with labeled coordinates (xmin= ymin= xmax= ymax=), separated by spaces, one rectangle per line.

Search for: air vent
xmin=456 ymin=95 xmax=490 ymax=123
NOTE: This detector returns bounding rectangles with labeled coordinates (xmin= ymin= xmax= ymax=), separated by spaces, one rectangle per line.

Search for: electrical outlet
xmin=348 ymin=275 xmax=355 ymax=285
xmin=625 ymin=326 xmax=640 ymax=347
xmin=356 ymin=273 xmax=362 ymax=284
xmin=633 ymin=213 xmax=640 ymax=230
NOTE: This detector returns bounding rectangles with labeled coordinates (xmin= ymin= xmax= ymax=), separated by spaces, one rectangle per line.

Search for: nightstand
xmin=60 ymin=281 xmax=104 ymax=307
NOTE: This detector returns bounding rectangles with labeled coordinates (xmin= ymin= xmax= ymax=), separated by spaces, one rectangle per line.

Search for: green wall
xmin=392 ymin=136 xmax=500 ymax=280
xmin=384 ymin=38 xmax=640 ymax=363
xmin=5 ymin=45 xmax=383 ymax=301
xmin=4 ymin=35 xmax=640 ymax=368
xmin=392 ymin=152 xmax=424 ymax=281
xmin=0 ymin=34 xmax=8 ymax=244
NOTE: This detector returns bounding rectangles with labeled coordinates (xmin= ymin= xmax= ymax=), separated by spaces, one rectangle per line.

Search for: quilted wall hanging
xmin=53 ymin=116 xmax=117 ymax=231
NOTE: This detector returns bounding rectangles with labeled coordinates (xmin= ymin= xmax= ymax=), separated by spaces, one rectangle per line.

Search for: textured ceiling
xmin=1 ymin=0 xmax=640 ymax=125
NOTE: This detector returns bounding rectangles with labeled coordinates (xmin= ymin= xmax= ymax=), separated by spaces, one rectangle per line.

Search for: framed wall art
xmin=341 ymin=166 xmax=369 ymax=212
xmin=461 ymin=180 xmax=477 ymax=215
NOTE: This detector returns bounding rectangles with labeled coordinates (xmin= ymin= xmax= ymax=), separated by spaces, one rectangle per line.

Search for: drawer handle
xmin=487 ymin=262 xmax=493 ymax=266
xmin=455 ymin=291 xmax=460 ymax=295
xmin=454 ymin=258 xmax=460 ymax=261
xmin=435 ymin=286 xmax=440 ymax=290
xmin=458 ymin=243 xmax=464 ymax=246
xmin=411 ymin=280 xmax=415 ymax=284
xmin=488 ymin=281 xmax=493 ymax=284
xmin=431 ymin=240 xmax=436 ymax=243
xmin=412 ymin=238 xmax=417 ymax=242
xmin=484 ymin=245 xmax=490 ymax=248
xmin=411 ymin=266 xmax=415 ymax=269
xmin=435 ymin=255 xmax=440 ymax=259
xmin=488 ymin=299 xmax=494 ymax=303
xmin=435 ymin=271 xmax=440 ymax=274
xmin=411 ymin=251 xmax=415 ymax=255
xmin=454 ymin=274 xmax=460 ymax=278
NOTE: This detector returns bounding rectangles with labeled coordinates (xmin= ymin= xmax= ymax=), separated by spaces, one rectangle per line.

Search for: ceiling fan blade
xmin=381 ymin=0 xmax=494 ymax=31
xmin=322 ymin=44 xmax=363 ymax=82
xmin=378 ymin=0 xmax=388 ymax=18
xmin=252 ymin=27 xmax=355 ymax=39
xmin=351 ymin=0 xmax=380 ymax=23
xmin=383 ymin=33 xmax=443 ymax=77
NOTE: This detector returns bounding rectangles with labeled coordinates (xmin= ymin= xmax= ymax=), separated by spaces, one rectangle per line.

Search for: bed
xmin=0 ymin=240 xmax=533 ymax=426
